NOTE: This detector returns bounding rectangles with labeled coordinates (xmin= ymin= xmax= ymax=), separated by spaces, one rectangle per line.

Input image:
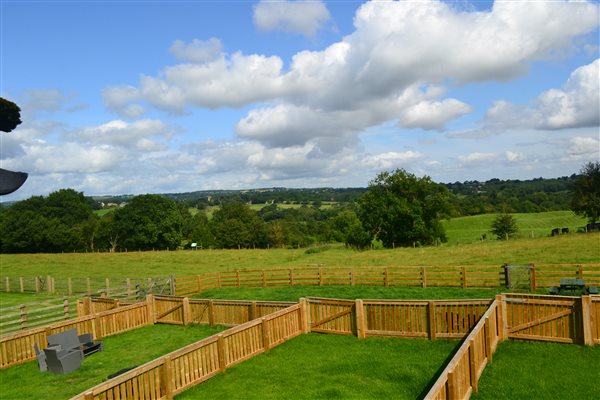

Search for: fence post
xmin=19 ymin=277 xmax=24 ymax=293
xmin=47 ymin=275 xmax=53 ymax=294
xmin=262 ymin=318 xmax=271 ymax=351
xmin=169 ymin=275 xmax=176 ymax=296
xmin=217 ymin=272 xmax=222 ymax=288
xmin=355 ymin=299 xmax=366 ymax=339
xmin=299 ymin=298 xmax=310 ymax=334
xmin=146 ymin=294 xmax=156 ymax=325
xmin=469 ymin=339 xmax=478 ymax=393
xmin=182 ymin=297 xmax=191 ymax=326
xmin=161 ymin=356 xmax=174 ymax=400
xmin=495 ymin=295 xmax=506 ymax=342
xmin=580 ymin=295 xmax=593 ymax=346
xmin=67 ymin=278 xmax=72 ymax=296
xmin=196 ymin=275 xmax=202 ymax=293
xmin=217 ymin=334 xmax=226 ymax=371
xmin=63 ymin=298 xmax=69 ymax=320
xmin=262 ymin=271 xmax=266 ymax=288
xmin=289 ymin=269 xmax=294 ymax=286
xmin=208 ymin=300 xmax=215 ymax=326
xmin=577 ymin=264 xmax=584 ymax=279
xmin=84 ymin=391 xmax=94 ymax=400
xmin=126 ymin=278 xmax=132 ymax=298
xmin=93 ymin=313 xmax=102 ymax=340
xmin=447 ymin=370 xmax=459 ymax=400
xmin=5 ymin=277 xmax=10 ymax=292
xmin=384 ymin=267 xmax=390 ymax=287
xmin=421 ymin=267 xmax=427 ymax=288
xmin=20 ymin=304 xmax=27 ymax=330
xmin=250 ymin=301 xmax=257 ymax=321
xmin=529 ymin=264 xmax=536 ymax=292
xmin=427 ymin=301 xmax=436 ymax=340
xmin=35 ymin=276 xmax=40 ymax=293
xmin=484 ymin=317 xmax=493 ymax=363
xmin=318 ymin=267 xmax=323 ymax=286
xmin=236 ymin=271 xmax=241 ymax=288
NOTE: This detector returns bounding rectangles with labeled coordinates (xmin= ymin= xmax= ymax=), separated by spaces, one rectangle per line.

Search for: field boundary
xmin=176 ymin=263 xmax=600 ymax=295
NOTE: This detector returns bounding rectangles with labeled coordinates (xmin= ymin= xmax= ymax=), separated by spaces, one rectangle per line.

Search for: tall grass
xmin=1 ymin=233 xmax=597 ymax=280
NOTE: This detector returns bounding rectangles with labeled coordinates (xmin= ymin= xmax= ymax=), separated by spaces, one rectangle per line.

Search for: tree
xmin=490 ymin=213 xmax=518 ymax=240
xmin=212 ymin=202 xmax=267 ymax=248
xmin=0 ymin=97 xmax=22 ymax=133
xmin=358 ymin=169 xmax=450 ymax=247
xmin=115 ymin=195 xmax=183 ymax=250
xmin=571 ymin=161 xmax=600 ymax=223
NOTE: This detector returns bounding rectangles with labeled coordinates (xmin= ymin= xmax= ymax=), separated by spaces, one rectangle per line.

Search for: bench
xmin=549 ymin=279 xmax=598 ymax=295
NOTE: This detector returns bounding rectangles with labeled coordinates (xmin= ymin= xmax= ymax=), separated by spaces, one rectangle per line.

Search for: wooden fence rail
xmin=1 ymin=275 xmax=174 ymax=298
xmin=424 ymin=297 xmax=503 ymax=400
xmin=71 ymin=303 xmax=306 ymax=400
xmin=175 ymin=264 xmax=600 ymax=296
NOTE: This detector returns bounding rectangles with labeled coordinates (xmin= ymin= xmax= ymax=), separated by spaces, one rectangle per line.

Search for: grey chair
xmin=33 ymin=343 xmax=47 ymax=372
xmin=44 ymin=347 xmax=82 ymax=374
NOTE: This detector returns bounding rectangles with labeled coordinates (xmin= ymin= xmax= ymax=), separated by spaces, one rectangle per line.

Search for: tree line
xmin=1 ymin=163 xmax=597 ymax=253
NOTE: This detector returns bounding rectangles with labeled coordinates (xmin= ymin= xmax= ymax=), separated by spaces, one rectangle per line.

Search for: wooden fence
xmin=0 ymin=297 xmax=79 ymax=335
xmin=425 ymin=297 xmax=502 ymax=400
xmin=175 ymin=264 xmax=600 ymax=295
xmin=71 ymin=303 xmax=307 ymax=400
xmin=0 ymin=275 xmax=174 ymax=298
xmin=0 ymin=301 xmax=150 ymax=369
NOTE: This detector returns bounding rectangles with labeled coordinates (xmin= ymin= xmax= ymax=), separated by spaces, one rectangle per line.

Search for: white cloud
xmin=253 ymin=0 xmax=331 ymax=37
xmin=505 ymin=151 xmax=525 ymax=163
xmin=169 ymin=38 xmax=223 ymax=63
xmin=561 ymin=136 xmax=600 ymax=162
xmin=361 ymin=151 xmax=424 ymax=170
xmin=74 ymin=119 xmax=172 ymax=151
xmin=107 ymin=0 xmax=598 ymax=149
xmin=486 ymin=59 xmax=600 ymax=130
xmin=399 ymin=99 xmax=472 ymax=130
xmin=458 ymin=152 xmax=498 ymax=164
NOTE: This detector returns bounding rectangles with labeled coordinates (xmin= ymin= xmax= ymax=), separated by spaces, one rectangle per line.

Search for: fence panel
xmin=434 ymin=300 xmax=492 ymax=339
xmin=364 ymin=301 xmax=429 ymax=337
xmin=505 ymin=294 xmax=579 ymax=343
xmin=307 ymin=297 xmax=355 ymax=335
xmin=154 ymin=296 xmax=185 ymax=325
xmin=0 ymin=297 xmax=79 ymax=335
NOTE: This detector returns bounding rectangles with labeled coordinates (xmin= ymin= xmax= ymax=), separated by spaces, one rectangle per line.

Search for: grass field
xmin=0 ymin=324 xmax=226 ymax=399
xmin=1 ymin=232 xmax=598 ymax=280
xmin=442 ymin=211 xmax=588 ymax=244
xmin=472 ymin=341 xmax=600 ymax=399
xmin=176 ymin=334 xmax=459 ymax=400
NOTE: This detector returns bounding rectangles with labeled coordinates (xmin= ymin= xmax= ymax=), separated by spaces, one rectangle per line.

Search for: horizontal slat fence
xmin=71 ymin=303 xmax=306 ymax=400
xmin=425 ymin=297 xmax=502 ymax=400
xmin=1 ymin=275 xmax=174 ymax=298
xmin=176 ymin=264 xmax=600 ymax=296
xmin=0 ymin=297 xmax=79 ymax=335
xmin=0 ymin=301 xmax=151 ymax=369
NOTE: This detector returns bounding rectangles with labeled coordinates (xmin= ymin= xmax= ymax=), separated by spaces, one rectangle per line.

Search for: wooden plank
xmin=508 ymin=309 xmax=572 ymax=333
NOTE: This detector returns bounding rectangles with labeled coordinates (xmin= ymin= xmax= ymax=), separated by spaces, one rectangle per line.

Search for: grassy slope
xmin=176 ymin=334 xmax=459 ymax=400
xmin=442 ymin=211 xmax=588 ymax=244
xmin=1 ymin=233 xmax=598 ymax=279
xmin=0 ymin=324 xmax=226 ymax=400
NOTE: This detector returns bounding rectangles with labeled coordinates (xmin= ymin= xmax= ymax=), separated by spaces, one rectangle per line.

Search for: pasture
xmin=442 ymin=211 xmax=588 ymax=244
xmin=1 ymin=232 xmax=598 ymax=280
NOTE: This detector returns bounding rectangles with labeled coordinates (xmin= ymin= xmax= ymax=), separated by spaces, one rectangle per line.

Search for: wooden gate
xmin=505 ymin=294 xmax=580 ymax=343
xmin=306 ymin=297 xmax=355 ymax=335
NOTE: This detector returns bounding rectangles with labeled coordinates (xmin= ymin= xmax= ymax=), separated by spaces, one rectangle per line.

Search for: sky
xmin=1 ymin=0 xmax=599 ymax=201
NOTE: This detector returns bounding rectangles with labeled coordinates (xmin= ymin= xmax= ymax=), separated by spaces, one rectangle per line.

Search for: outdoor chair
xmin=43 ymin=347 xmax=82 ymax=374
xmin=47 ymin=328 xmax=103 ymax=357
xmin=33 ymin=342 xmax=48 ymax=372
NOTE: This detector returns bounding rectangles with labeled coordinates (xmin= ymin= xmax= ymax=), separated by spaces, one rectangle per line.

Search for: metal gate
xmin=306 ymin=297 xmax=355 ymax=335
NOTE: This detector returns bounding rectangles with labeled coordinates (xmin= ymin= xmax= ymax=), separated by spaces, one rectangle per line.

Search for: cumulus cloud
xmin=458 ymin=152 xmax=498 ymax=164
xmin=105 ymin=0 xmax=598 ymax=150
xmin=103 ymin=85 xmax=145 ymax=117
xmin=169 ymin=38 xmax=223 ymax=63
xmin=253 ymin=0 xmax=331 ymax=37
xmin=486 ymin=59 xmax=600 ymax=130
xmin=361 ymin=151 xmax=424 ymax=170
xmin=74 ymin=119 xmax=172 ymax=151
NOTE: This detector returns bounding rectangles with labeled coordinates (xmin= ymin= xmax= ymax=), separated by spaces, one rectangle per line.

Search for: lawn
xmin=0 ymin=324 xmax=226 ymax=400
xmin=192 ymin=285 xmax=508 ymax=302
xmin=176 ymin=333 xmax=459 ymax=400
xmin=472 ymin=341 xmax=600 ymax=399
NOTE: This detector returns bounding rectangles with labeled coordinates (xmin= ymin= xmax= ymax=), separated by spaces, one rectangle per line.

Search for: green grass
xmin=472 ymin=341 xmax=600 ymax=399
xmin=176 ymin=334 xmax=459 ymax=400
xmin=0 ymin=292 xmax=66 ymax=308
xmin=193 ymin=285 xmax=507 ymax=302
xmin=1 ymin=233 xmax=598 ymax=280
xmin=442 ymin=211 xmax=588 ymax=244
xmin=0 ymin=324 xmax=226 ymax=400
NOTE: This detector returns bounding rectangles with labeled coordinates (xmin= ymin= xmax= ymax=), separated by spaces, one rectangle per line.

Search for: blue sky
xmin=1 ymin=0 xmax=599 ymax=201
